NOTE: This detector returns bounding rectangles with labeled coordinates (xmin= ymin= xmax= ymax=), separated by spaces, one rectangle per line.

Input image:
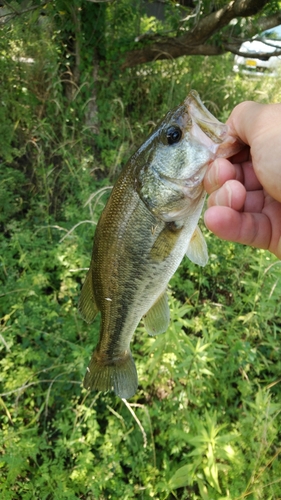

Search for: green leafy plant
xmin=1 ymin=5 xmax=281 ymax=499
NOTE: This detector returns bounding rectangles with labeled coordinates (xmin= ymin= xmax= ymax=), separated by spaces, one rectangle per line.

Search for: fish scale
xmin=79 ymin=90 xmax=242 ymax=399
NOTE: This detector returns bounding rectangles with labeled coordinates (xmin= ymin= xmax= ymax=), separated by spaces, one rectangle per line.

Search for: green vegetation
xmin=1 ymin=3 xmax=281 ymax=499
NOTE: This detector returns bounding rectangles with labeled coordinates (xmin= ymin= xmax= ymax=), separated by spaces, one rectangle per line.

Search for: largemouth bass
xmin=79 ymin=90 xmax=241 ymax=399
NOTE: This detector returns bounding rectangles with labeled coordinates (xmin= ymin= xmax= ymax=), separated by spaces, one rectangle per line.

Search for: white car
xmin=233 ymin=25 xmax=281 ymax=76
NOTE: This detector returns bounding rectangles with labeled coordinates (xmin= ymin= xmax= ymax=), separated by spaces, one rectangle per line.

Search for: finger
xmin=244 ymin=190 xmax=265 ymax=213
xmin=204 ymin=206 xmax=272 ymax=250
xmin=207 ymin=180 xmax=246 ymax=211
xmin=205 ymin=157 xmax=262 ymax=195
xmin=207 ymin=181 xmax=265 ymax=212
xmin=204 ymin=158 xmax=243 ymax=194
xmin=241 ymin=161 xmax=263 ymax=191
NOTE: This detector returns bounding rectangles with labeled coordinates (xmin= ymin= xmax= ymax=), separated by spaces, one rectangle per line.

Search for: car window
xmin=262 ymin=25 xmax=281 ymax=41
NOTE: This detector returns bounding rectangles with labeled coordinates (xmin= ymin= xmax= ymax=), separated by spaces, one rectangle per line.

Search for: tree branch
xmin=121 ymin=0 xmax=274 ymax=69
xmin=252 ymin=12 xmax=281 ymax=32
xmin=224 ymin=44 xmax=281 ymax=60
xmin=0 ymin=1 xmax=52 ymax=23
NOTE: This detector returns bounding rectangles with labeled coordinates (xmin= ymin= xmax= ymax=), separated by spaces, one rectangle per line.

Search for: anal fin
xmin=143 ymin=291 xmax=170 ymax=336
xmin=78 ymin=268 xmax=99 ymax=324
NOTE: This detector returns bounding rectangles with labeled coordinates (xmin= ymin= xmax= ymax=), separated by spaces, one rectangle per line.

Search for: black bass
xmin=79 ymin=90 xmax=241 ymax=399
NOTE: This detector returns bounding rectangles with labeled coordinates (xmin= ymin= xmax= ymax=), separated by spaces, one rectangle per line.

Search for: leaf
xmin=197 ymin=478 xmax=210 ymax=500
xmin=203 ymin=461 xmax=221 ymax=493
xmin=169 ymin=464 xmax=193 ymax=490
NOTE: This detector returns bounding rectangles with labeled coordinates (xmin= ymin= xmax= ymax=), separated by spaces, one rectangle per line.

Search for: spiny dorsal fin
xmin=185 ymin=226 xmax=208 ymax=267
xmin=143 ymin=291 xmax=170 ymax=336
xmin=78 ymin=268 xmax=99 ymax=324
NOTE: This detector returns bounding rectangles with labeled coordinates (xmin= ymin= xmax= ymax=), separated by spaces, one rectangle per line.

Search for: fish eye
xmin=166 ymin=126 xmax=182 ymax=145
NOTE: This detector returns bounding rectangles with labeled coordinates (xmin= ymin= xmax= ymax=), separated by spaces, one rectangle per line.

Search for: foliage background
xmin=1 ymin=2 xmax=281 ymax=499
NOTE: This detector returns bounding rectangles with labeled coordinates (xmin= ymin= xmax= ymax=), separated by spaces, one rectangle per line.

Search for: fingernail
xmin=203 ymin=211 xmax=210 ymax=229
xmin=225 ymin=182 xmax=232 ymax=208
xmin=215 ymin=181 xmax=232 ymax=207
xmin=207 ymin=159 xmax=219 ymax=188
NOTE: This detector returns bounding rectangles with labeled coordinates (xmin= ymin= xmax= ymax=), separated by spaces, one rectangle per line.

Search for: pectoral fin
xmin=143 ymin=291 xmax=170 ymax=336
xmin=150 ymin=223 xmax=182 ymax=261
xmin=186 ymin=226 xmax=208 ymax=267
xmin=78 ymin=268 xmax=99 ymax=324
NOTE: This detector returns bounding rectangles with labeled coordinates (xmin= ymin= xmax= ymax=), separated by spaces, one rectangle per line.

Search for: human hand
xmin=204 ymin=102 xmax=281 ymax=259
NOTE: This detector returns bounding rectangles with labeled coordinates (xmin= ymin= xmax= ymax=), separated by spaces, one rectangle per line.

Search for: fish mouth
xmin=184 ymin=90 xmax=243 ymax=158
xmin=185 ymin=90 xmax=228 ymax=144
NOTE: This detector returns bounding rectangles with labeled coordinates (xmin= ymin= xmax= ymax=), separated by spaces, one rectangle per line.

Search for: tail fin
xmin=84 ymin=349 xmax=138 ymax=399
